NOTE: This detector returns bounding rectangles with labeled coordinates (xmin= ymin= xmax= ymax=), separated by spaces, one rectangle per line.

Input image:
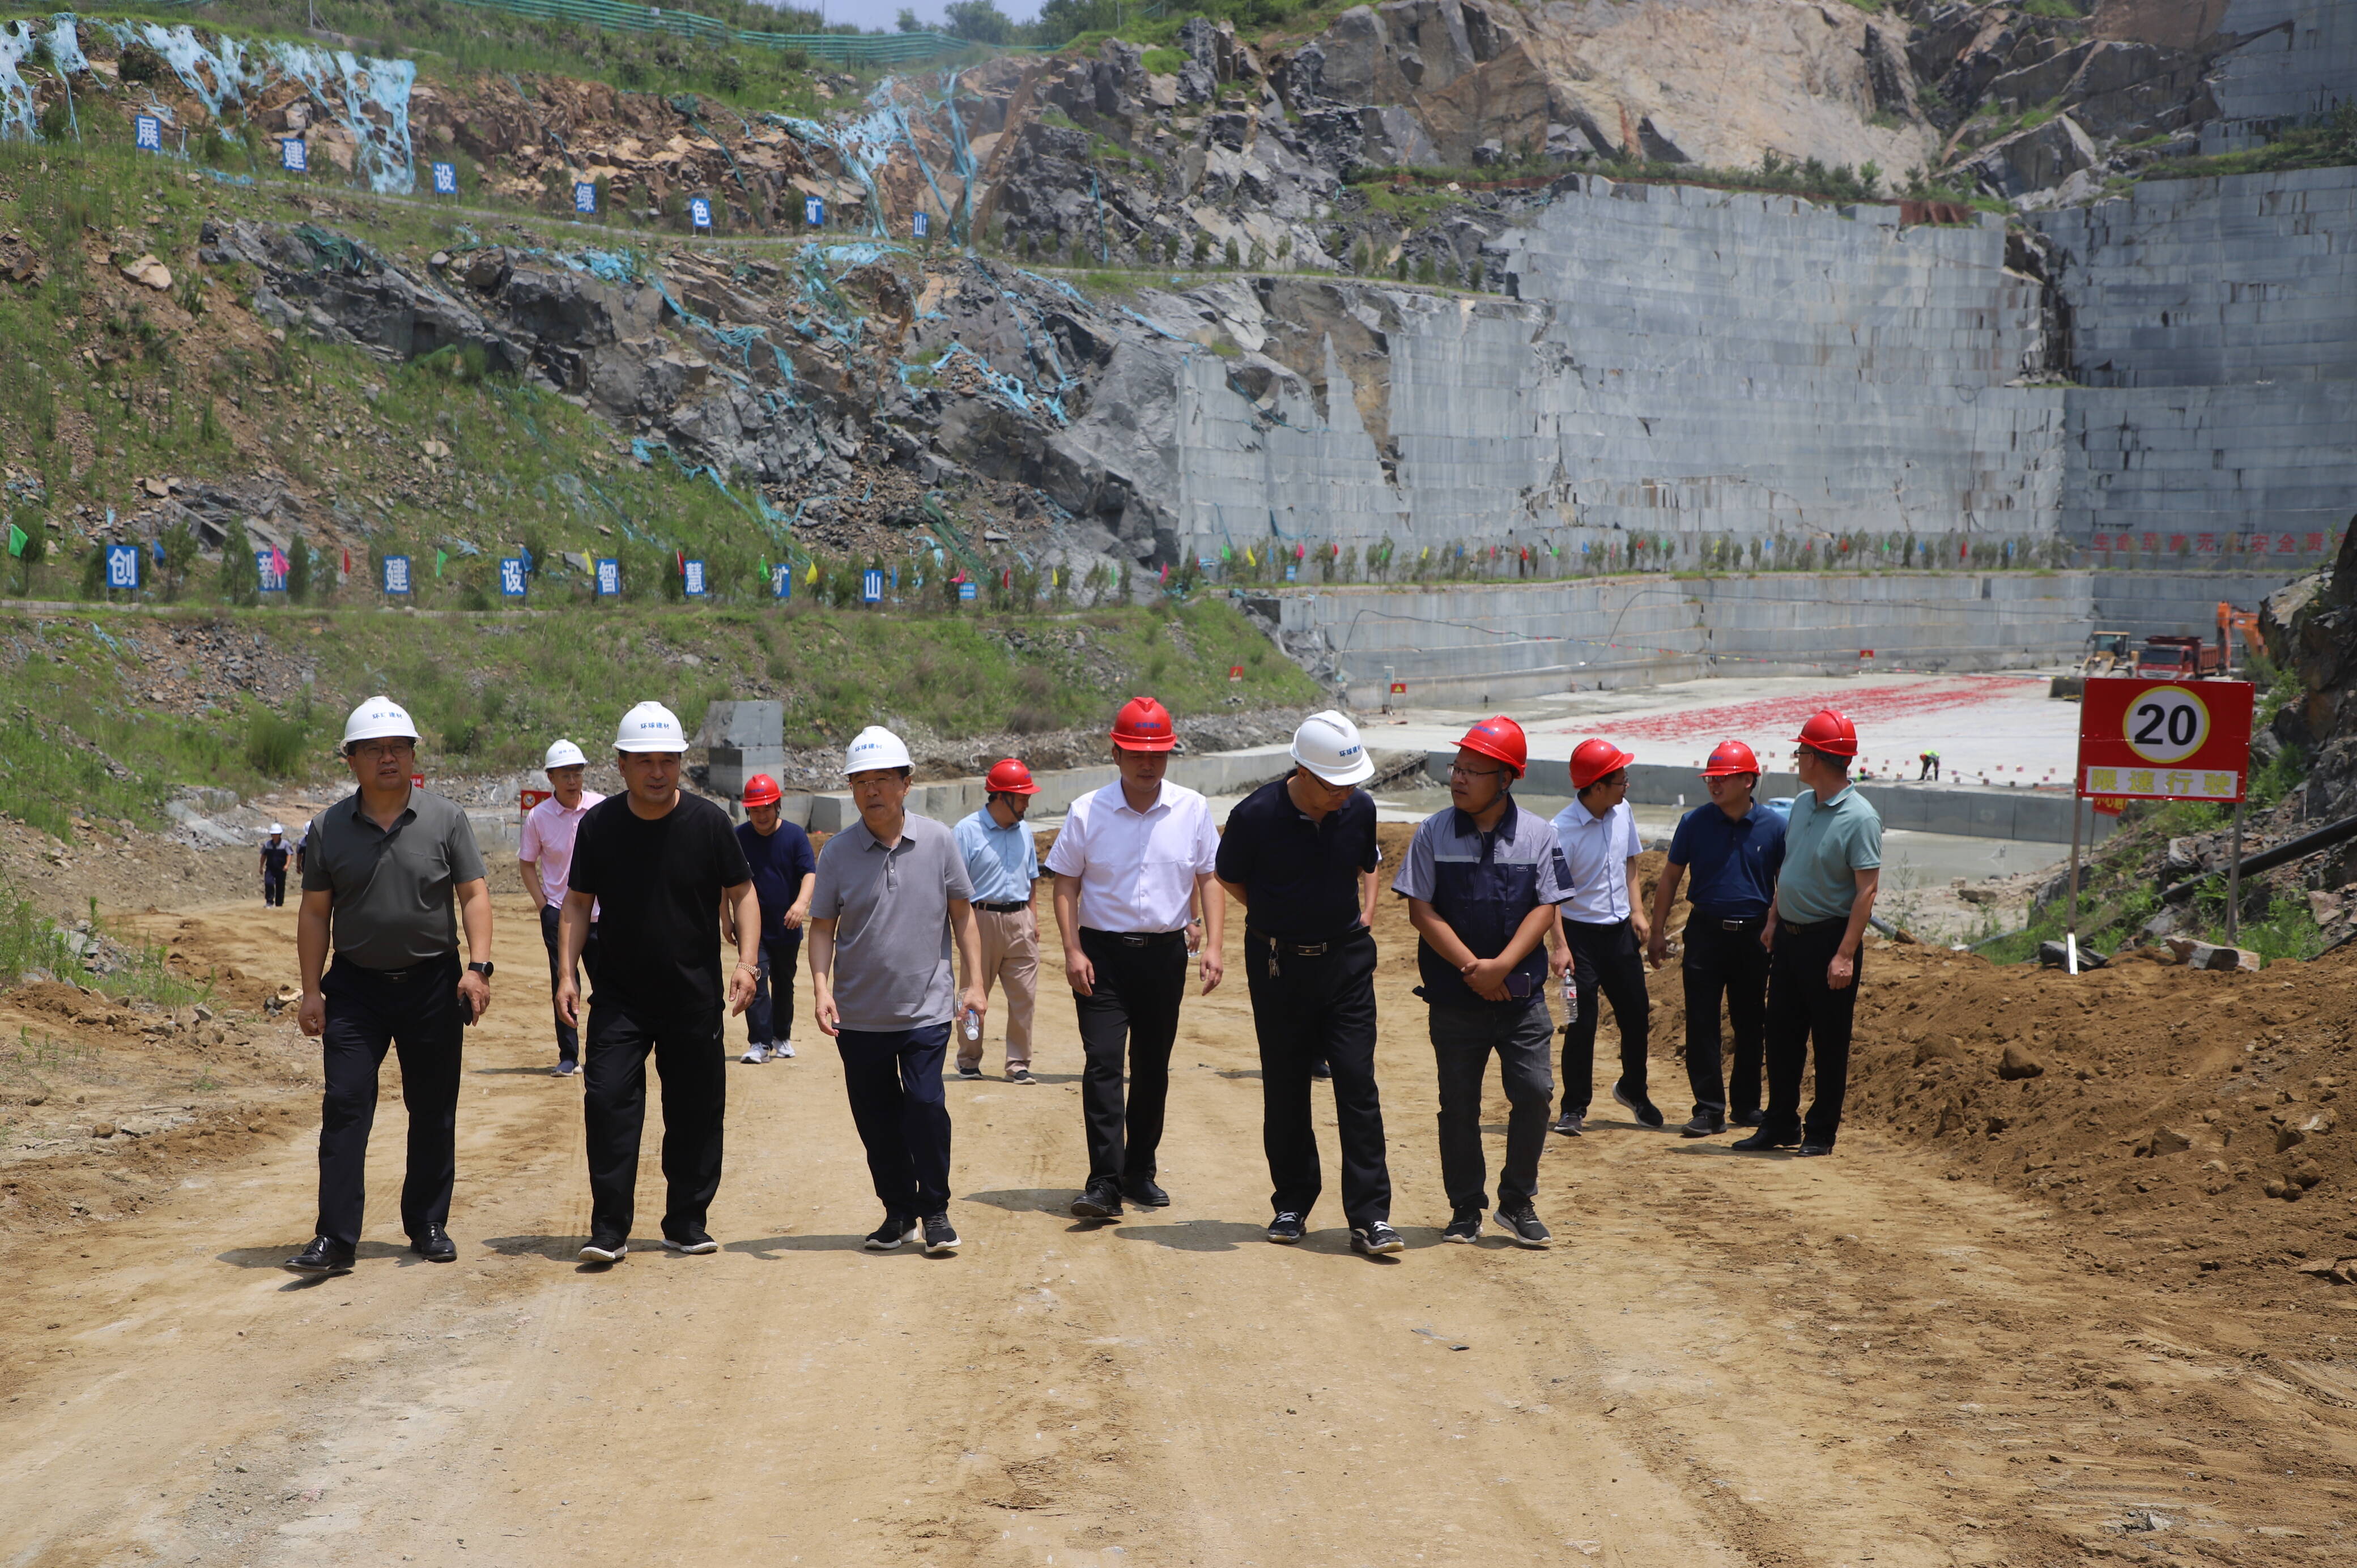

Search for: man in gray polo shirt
xmin=808 ymin=726 xmax=986 ymax=1258
xmin=286 ymin=695 xmax=493 ymax=1275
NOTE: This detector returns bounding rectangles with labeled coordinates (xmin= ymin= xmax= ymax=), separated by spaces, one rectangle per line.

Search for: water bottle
xmin=962 ymin=1007 xmax=981 ymax=1043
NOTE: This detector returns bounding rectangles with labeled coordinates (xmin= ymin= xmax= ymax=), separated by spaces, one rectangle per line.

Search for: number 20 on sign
xmin=2077 ymin=677 xmax=2254 ymax=802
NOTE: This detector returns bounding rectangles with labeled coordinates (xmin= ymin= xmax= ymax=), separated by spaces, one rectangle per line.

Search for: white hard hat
xmin=613 ymin=702 xmax=687 ymax=755
xmin=844 ymin=725 xmax=913 ymax=775
xmin=544 ymin=738 xmax=588 ymax=770
xmin=1292 ymin=709 xmax=1375 ymax=786
xmin=268 ymin=821 xmax=284 ymax=835
xmin=342 ymin=694 xmax=419 ymax=747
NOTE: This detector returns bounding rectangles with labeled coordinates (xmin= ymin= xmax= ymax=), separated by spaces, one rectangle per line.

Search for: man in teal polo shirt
xmin=1734 ymin=710 xmax=1881 ymax=1158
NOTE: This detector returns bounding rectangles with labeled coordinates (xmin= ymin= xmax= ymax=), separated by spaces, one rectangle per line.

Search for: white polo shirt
xmin=1045 ymin=779 xmax=1219 ymax=933
xmin=1549 ymin=798 xmax=1641 ymax=925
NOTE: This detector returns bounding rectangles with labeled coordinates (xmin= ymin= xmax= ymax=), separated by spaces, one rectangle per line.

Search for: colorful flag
xmin=342 ymin=547 xmax=352 ymax=575
xmin=435 ymin=549 xmax=448 ymax=577
xmin=5 ymin=524 xmax=24 ymax=558
xmin=269 ymin=548 xmax=289 ymax=578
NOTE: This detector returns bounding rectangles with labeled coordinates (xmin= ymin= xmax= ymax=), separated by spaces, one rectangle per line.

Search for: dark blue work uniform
xmin=1216 ymin=776 xmax=1387 ymax=1228
xmin=737 ymin=817 xmax=818 ymax=1049
xmin=1390 ymin=803 xmax=1572 ymax=1214
xmin=261 ymin=837 xmax=290 ymax=907
xmin=1666 ymin=800 xmax=1785 ymax=1123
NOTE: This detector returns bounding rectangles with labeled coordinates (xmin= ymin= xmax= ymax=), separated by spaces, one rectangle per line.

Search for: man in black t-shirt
xmin=1214 ymin=712 xmax=1400 ymax=1258
xmin=259 ymin=824 xmax=291 ymax=907
xmin=558 ymin=701 xmax=759 ymax=1263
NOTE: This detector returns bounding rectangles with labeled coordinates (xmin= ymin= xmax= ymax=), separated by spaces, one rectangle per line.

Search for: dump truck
xmin=2138 ymin=633 xmax=2224 ymax=679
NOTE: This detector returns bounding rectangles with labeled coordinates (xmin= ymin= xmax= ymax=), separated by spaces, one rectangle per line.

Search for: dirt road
xmin=4 ymin=892 xmax=2354 ymax=1567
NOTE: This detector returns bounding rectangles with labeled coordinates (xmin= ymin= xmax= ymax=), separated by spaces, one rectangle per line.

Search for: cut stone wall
xmin=2201 ymin=0 xmax=2357 ymax=151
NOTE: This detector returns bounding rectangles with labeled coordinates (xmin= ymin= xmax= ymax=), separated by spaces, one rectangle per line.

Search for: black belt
xmin=1082 ymin=927 xmax=1186 ymax=947
xmin=1696 ymin=914 xmax=1767 ymax=931
xmin=978 ymin=900 xmax=1029 ymax=914
xmin=339 ymin=953 xmax=456 ymax=983
xmin=1246 ymin=928 xmax=1362 ymax=957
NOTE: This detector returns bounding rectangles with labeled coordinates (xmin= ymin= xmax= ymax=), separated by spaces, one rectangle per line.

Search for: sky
xmin=784 ymin=0 xmax=1048 ymax=31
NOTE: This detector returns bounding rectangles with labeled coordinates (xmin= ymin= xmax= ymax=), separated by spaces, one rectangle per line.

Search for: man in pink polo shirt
xmin=520 ymin=738 xmax=605 ymax=1077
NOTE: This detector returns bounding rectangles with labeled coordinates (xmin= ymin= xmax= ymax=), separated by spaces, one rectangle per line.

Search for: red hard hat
xmin=1569 ymin=737 xmax=1637 ymax=791
xmin=741 ymin=773 xmax=782 ymax=808
xmin=1111 ymin=696 xmax=1176 ymax=752
xmin=1456 ymin=714 xmax=1528 ymax=778
xmin=1701 ymin=740 xmax=1760 ymax=778
xmin=985 ymin=757 xmax=1039 ymax=795
xmin=1793 ymin=709 xmax=1858 ymax=759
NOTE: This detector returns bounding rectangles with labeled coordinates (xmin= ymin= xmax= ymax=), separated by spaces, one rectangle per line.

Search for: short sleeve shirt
xmin=568 ymin=793 xmax=751 ymax=1014
xmin=810 ymin=813 xmax=976 ymax=1032
xmin=519 ymin=791 xmax=607 ymax=913
xmin=301 ymin=789 xmax=488 ymax=970
xmin=1043 ymin=781 xmax=1219 ymax=934
xmin=1667 ymin=802 xmax=1785 ymax=919
xmin=737 ymin=817 xmax=819 ymax=935
xmin=1391 ymin=800 xmax=1572 ymax=1008
xmin=953 ymin=809 xmax=1040 ymax=906
xmin=1548 ymin=799 xmax=1643 ymax=925
xmin=1214 ymin=776 xmax=1379 ymax=944
xmin=1774 ymin=785 xmax=1883 ymax=925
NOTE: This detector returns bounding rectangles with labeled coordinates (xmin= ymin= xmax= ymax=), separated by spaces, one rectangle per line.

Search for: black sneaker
xmin=661 ymin=1228 xmax=719 ymax=1255
xmin=1796 ymin=1141 xmax=1835 ymax=1158
xmin=1008 ymin=1066 xmax=1036 ymax=1085
xmin=1120 ymin=1177 xmax=1170 ymax=1208
xmin=921 ymin=1214 xmax=960 ymax=1255
xmin=1266 ymin=1211 xmax=1306 ymax=1245
xmin=863 ymin=1215 xmax=918 ymax=1251
xmin=1730 ymin=1127 xmax=1801 ymax=1152
xmin=284 ymin=1236 xmax=355 ymax=1275
xmin=1552 ymin=1109 xmax=1584 ymax=1136
xmin=1729 ymin=1110 xmax=1765 ymax=1128
xmin=1679 ymin=1110 xmax=1726 ymax=1138
xmin=1493 ymin=1204 xmax=1554 ymax=1249
xmin=1440 ymin=1208 xmax=1483 ymax=1244
xmin=1309 ymin=1060 xmax=1333 ymax=1080
xmin=578 ymin=1234 xmax=628 ymax=1263
xmin=1351 ymin=1221 xmax=1405 ymax=1257
xmin=410 ymin=1224 xmax=457 ymax=1263
xmin=956 ymin=1063 xmax=984 ymax=1079
xmin=1613 ymin=1080 xmax=1665 ymax=1129
xmin=1070 ymin=1181 xmax=1123 ymax=1220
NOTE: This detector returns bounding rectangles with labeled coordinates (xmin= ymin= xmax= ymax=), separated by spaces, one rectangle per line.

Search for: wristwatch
xmin=468 ymin=961 xmax=495 ymax=978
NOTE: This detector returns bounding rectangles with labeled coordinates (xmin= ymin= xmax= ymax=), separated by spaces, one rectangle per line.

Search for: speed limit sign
xmin=2121 ymin=684 xmax=2210 ymax=765
xmin=2078 ymin=677 xmax=2252 ymax=801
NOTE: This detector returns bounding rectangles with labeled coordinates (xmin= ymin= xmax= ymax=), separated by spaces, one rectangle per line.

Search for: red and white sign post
xmin=2068 ymin=677 xmax=2256 ymax=967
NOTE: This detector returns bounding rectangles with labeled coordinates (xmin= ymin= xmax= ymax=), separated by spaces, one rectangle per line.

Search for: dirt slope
xmin=3 ymin=881 xmax=2355 ymax=1565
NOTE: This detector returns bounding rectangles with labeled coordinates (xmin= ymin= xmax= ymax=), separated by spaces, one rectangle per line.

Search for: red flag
xmin=342 ymin=548 xmax=351 ymax=574
xmin=1001 ymin=568 xmax=1011 ymax=588
xmin=1158 ymin=564 xmax=1169 ymax=585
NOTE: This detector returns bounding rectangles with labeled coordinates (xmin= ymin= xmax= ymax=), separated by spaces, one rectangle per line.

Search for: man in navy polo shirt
xmin=1647 ymin=740 xmax=1785 ymax=1136
xmin=1394 ymin=715 xmax=1572 ymax=1249
xmin=1215 ymin=711 xmax=1398 ymax=1259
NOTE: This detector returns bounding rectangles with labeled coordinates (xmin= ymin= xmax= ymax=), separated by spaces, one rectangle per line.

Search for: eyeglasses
xmin=1448 ymin=763 xmax=1507 ymax=781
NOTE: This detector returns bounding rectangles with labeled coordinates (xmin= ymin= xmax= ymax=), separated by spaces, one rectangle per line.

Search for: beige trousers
xmin=965 ymin=906 xmax=1040 ymax=1068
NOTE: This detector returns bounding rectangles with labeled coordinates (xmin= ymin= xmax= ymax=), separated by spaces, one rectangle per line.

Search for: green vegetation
xmin=2145 ymin=103 xmax=2357 ymax=183
xmin=0 ymin=887 xmax=211 ymax=1006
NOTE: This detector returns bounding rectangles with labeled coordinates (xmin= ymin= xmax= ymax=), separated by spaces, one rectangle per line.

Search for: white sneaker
xmin=740 ymin=1043 xmax=770 ymax=1064
xmin=774 ymin=1039 xmax=795 ymax=1059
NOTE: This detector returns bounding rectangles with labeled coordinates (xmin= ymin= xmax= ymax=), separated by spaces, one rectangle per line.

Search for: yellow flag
xmin=804 ymin=562 xmax=818 ymax=585
xmin=1245 ymin=547 xmax=1257 ymax=567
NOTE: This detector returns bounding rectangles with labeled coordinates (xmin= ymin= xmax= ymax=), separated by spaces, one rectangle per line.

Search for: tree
xmin=159 ymin=519 xmax=198 ymax=599
xmin=218 ymin=517 xmax=258 ymax=605
xmin=1222 ymin=235 xmax=1240 ymax=268
xmin=942 ymin=0 xmax=1013 ymax=42
xmin=286 ymin=531 xmax=313 ymax=602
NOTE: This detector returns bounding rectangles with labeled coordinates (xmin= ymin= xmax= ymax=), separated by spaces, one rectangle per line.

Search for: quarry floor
xmin=5 ymin=880 xmax=2356 ymax=1567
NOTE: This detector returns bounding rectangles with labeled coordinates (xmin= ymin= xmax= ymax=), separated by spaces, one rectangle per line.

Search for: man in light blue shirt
xmin=952 ymin=758 xmax=1044 ymax=1083
xmin=1735 ymin=710 xmax=1882 ymax=1158
xmin=1547 ymin=738 xmax=1659 ymax=1135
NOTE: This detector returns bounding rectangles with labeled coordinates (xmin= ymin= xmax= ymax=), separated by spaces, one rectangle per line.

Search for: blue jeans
xmin=836 ymin=1024 xmax=954 ymax=1217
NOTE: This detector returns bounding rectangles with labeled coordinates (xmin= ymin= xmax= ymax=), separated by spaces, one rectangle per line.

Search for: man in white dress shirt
xmin=1548 ymin=738 xmax=1661 ymax=1134
xmin=1046 ymin=696 xmax=1224 ymax=1220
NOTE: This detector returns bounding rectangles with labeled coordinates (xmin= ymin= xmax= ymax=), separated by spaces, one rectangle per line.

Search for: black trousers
xmin=837 ymin=1024 xmax=954 ymax=1217
xmin=1429 ymin=999 xmax=1555 ymax=1212
xmin=1763 ymin=918 xmax=1862 ymax=1146
xmin=1560 ymin=917 xmax=1649 ymax=1114
xmin=314 ymin=954 xmax=463 ymax=1251
xmin=1071 ymin=927 xmax=1189 ymax=1184
xmin=262 ymin=870 xmax=286 ymax=907
xmin=1682 ymin=915 xmax=1769 ymax=1119
xmin=537 ymin=904 xmax=602 ymax=1063
xmin=746 ymin=930 xmax=803 ymax=1046
xmin=1244 ymin=929 xmax=1389 ymax=1225
xmin=582 ymin=999 xmax=726 ymax=1241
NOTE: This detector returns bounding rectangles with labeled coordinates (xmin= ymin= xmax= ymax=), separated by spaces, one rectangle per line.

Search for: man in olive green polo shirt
xmin=1734 ymin=709 xmax=1881 ymax=1158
